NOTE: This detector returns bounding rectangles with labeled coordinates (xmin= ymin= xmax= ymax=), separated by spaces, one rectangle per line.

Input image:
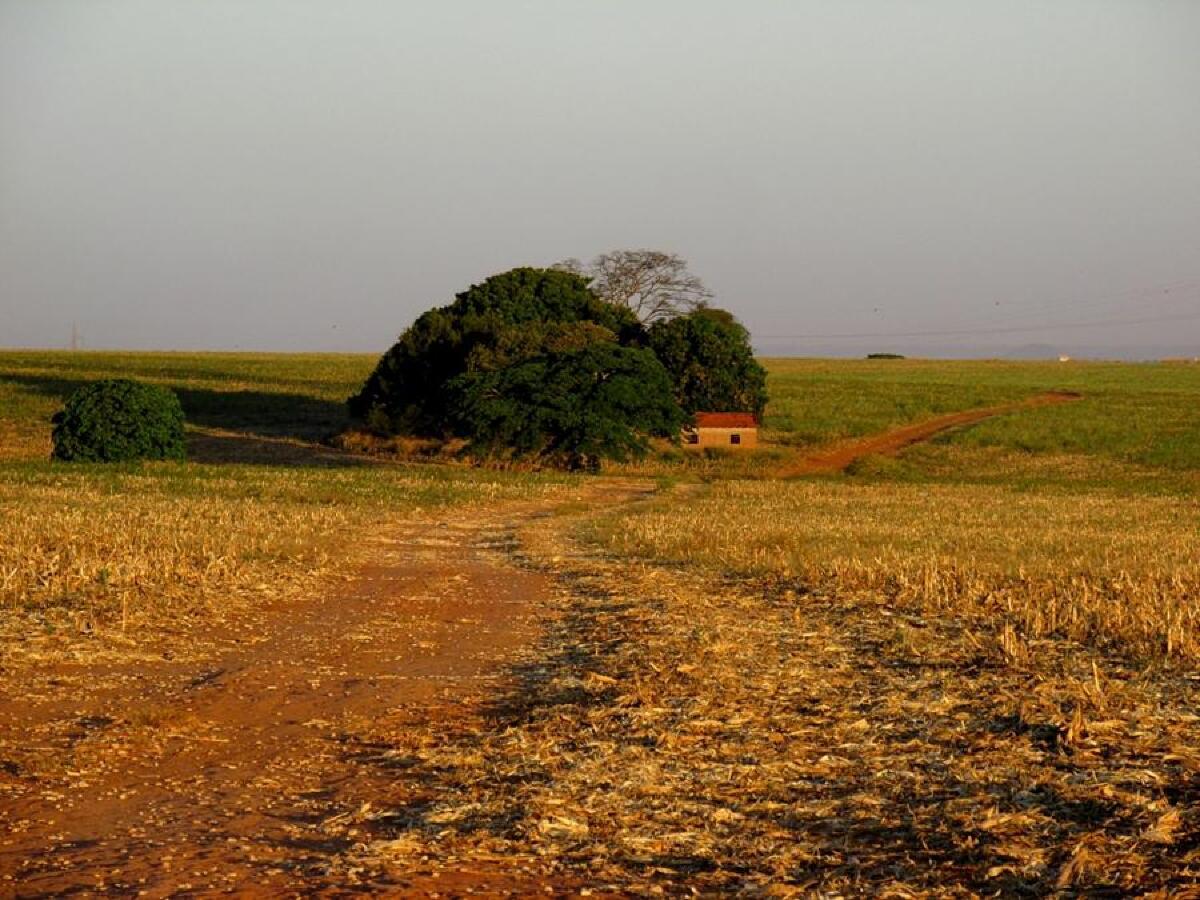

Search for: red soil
xmin=0 ymin=484 xmax=650 ymax=897
xmin=776 ymin=390 xmax=1082 ymax=478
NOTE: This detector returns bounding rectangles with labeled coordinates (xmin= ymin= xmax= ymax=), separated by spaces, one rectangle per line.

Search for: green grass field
xmin=0 ymin=350 xmax=376 ymax=459
xmin=755 ymin=358 xmax=1200 ymax=495
xmin=764 ymin=357 xmax=1200 ymax=469
xmin=6 ymin=350 xmax=1197 ymax=473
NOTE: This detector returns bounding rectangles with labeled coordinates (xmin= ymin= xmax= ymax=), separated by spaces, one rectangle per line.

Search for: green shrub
xmin=51 ymin=379 xmax=186 ymax=462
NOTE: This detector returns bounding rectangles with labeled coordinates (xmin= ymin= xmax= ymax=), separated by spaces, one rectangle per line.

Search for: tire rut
xmin=0 ymin=481 xmax=651 ymax=897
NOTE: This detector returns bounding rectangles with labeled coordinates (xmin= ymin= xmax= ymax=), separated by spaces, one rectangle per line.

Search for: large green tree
xmin=349 ymin=267 xmax=641 ymax=435
xmin=450 ymin=342 xmax=684 ymax=469
xmin=646 ymin=307 xmax=768 ymax=417
xmin=350 ymin=266 xmax=769 ymax=467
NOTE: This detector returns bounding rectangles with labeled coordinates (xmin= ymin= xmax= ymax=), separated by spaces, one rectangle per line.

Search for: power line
xmin=962 ymin=283 xmax=1200 ymax=328
xmin=919 ymin=289 xmax=1200 ymax=334
xmin=973 ymin=278 xmax=1199 ymax=315
xmin=767 ymin=309 xmax=1200 ymax=341
xmin=810 ymin=277 xmax=1200 ymax=337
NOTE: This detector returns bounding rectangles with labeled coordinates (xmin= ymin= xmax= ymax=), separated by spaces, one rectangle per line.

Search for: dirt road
xmin=777 ymin=390 xmax=1081 ymax=477
xmin=0 ymin=393 xmax=1088 ymax=895
xmin=0 ymin=482 xmax=651 ymax=896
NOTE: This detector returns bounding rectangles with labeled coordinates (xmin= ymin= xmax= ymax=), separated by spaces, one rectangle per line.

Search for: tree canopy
xmin=350 ymin=265 xmax=766 ymax=468
xmin=451 ymin=342 xmax=684 ymax=470
xmin=52 ymin=379 xmax=186 ymax=463
xmin=349 ymin=267 xmax=641 ymax=435
xmin=647 ymin=307 xmax=768 ymax=417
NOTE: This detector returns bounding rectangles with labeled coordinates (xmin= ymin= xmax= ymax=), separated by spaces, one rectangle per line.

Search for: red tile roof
xmin=693 ymin=412 xmax=758 ymax=429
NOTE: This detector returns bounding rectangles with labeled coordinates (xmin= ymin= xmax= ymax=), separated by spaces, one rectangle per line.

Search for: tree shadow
xmin=185 ymin=431 xmax=375 ymax=468
xmin=2 ymin=372 xmax=372 ymax=468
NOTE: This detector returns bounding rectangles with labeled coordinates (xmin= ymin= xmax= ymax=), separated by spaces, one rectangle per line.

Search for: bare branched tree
xmin=552 ymin=250 xmax=712 ymax=323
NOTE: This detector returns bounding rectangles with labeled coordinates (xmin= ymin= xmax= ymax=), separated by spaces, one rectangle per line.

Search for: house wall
xmin=685 ymin=427 xmax=759 ymax=449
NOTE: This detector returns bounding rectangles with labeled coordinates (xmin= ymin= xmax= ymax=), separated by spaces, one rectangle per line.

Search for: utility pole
xmin=70 ymin=322 xmax=79 ymax=351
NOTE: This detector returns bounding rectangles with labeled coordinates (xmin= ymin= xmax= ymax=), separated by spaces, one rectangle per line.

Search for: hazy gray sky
xmin=2 ymin=1 xmax=1198 ymax=357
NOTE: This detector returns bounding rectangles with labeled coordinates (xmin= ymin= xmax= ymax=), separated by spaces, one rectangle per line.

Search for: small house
xmin=683 ymin=412 xmax=759 ymax=450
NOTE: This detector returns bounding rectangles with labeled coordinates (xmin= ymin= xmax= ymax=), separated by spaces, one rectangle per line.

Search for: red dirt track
xmin=777 ymin=390 xmax=1082 ymax=477
xmin=0 ymin=483 xmax=650 ymax=897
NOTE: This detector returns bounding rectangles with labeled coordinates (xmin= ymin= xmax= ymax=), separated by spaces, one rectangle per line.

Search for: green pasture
xmin=0 ymin=350 xmax=564 ymax=513
xmin=2 ymin=351 xmax=1198 ymax=491
xmin=764 ymin=358 xmax=1200 ymax=487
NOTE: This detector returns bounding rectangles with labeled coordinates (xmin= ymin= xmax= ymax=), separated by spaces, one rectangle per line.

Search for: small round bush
xmin=51 ymin=379 xmax=186 ymax=462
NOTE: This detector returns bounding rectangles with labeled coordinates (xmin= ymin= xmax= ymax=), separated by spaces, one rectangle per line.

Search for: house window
xmin=685 ymin=432 xmax=699 ymax=444
xmin=730 ymin=433 xmax=741 ymax=445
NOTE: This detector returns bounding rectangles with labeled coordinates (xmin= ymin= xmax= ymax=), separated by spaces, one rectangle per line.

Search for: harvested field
xmin=601 ymin=480 xmax=1200 ymax=662
xmin=0 ymin=460 xmax=567 ymax=668
xmin=1 ymin=485 xmax=641 ymax=895
xmin=333 ymin=494 xmax=1200 ymax=894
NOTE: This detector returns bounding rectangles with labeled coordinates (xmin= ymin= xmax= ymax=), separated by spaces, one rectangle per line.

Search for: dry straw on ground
xmin=338 ymin=494 xmax=1200 ymax=894
xmin=600 ymin=479 xmax=1200 ymax=663
xmin=0 ymin=453 xmax=567 ymax=666
xmin=1 ymin=472 xmax=343 ymax=663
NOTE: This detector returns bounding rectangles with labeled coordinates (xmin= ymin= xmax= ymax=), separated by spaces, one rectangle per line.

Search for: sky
xmin=1 ymin=1 xmax=1198 ymax=358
